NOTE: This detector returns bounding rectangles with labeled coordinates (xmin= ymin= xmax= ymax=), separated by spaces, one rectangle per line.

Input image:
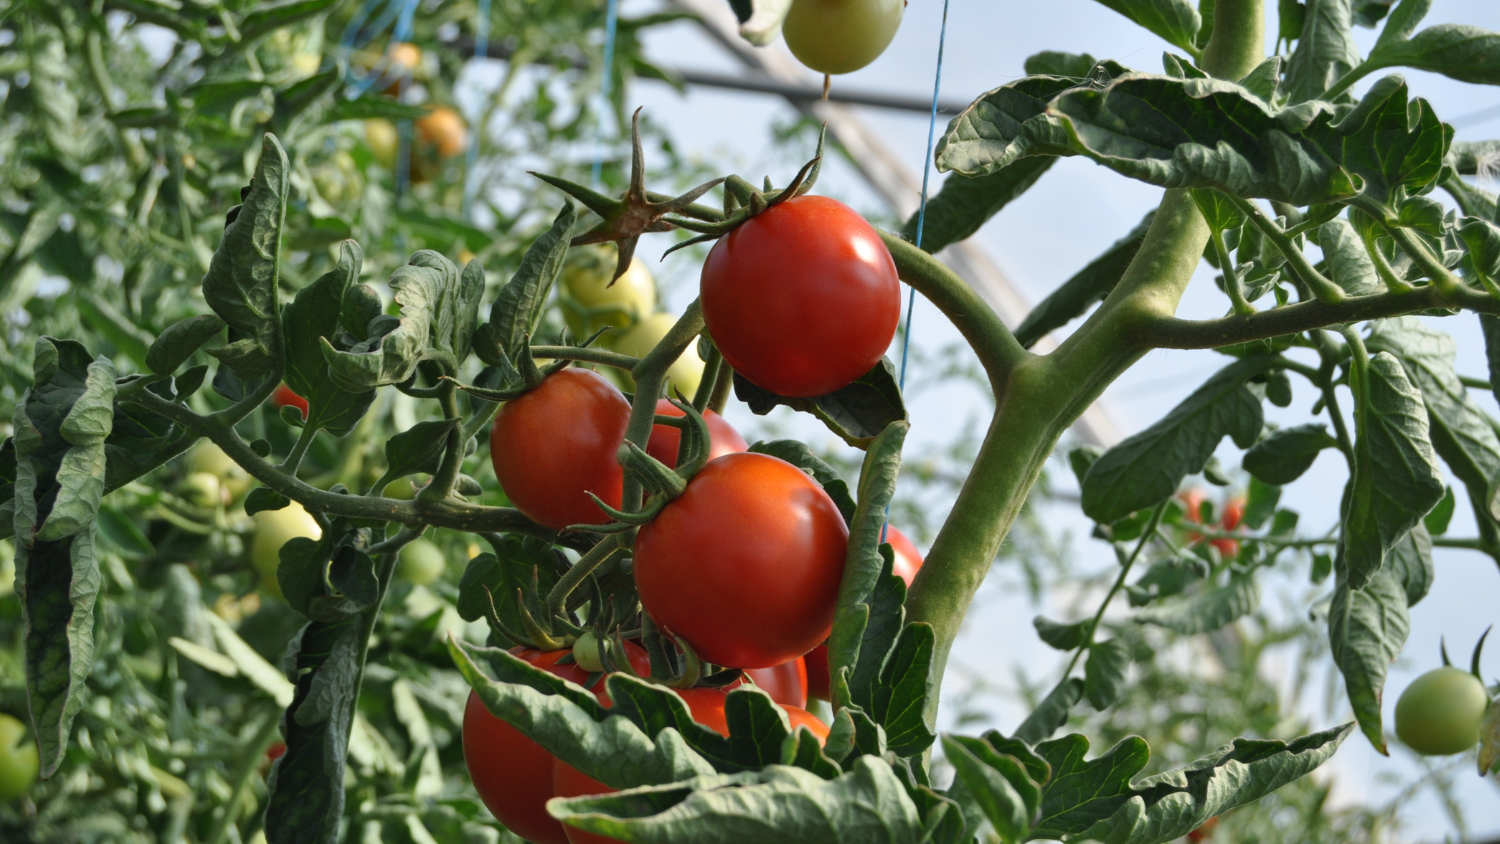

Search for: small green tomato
xmin=782 ymin=0 xmax=904 ymax=75
xmin=1395 ymin=666 xmax=1491 ymax=755
xmin=559 ymin=246 xmax=658 ymax=340
xmin=178 ymin=472 xmax=225 ymax=509
xmin=186 ymin=441 xmax=252 ymax=500
xmin=0 ymin=714 xmax=39 ymax=801
xmin=398 ymin=538 xmax=446 ymax=586
xmin=607 ymin=312 xmax=705 ymax=398
xmin=572 ymin=632 xmax=604 ymax=673
xmin=250 ymin=502 xmax=322 ymax=599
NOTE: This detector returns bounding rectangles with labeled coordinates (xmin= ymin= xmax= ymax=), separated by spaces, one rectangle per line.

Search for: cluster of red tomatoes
xmin=1177 ymin=488 xmax=1245 ymax=559
xmin=466 ymin=195 xmax=912 ymax=843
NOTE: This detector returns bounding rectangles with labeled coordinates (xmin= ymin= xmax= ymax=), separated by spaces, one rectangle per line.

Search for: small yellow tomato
xmin=0 ymin=714 xmax=38 ymax=801
xmin=365 ymin=119 xmax=400 ymax=169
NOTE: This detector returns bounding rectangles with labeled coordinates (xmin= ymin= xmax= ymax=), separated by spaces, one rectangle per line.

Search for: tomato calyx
xmin=579 ymin=396 xmax=714 ymax=530
xmin=533 ymin=109 xmax=725 ymax=282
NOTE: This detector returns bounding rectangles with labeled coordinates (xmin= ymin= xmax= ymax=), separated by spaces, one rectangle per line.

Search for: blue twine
xmin=462 ymin=0 xmax=492 ymax=220
xmin=590 ymin=0 xmax=622 ymax=188
xmin=883 ymin=0 xmax=951 ymax=548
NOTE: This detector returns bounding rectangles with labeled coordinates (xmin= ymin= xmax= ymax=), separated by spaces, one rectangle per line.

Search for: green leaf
xmin=454 ymin=535 xmax=562 ymax=626
xmin=263 ymin=614 xmax=364 ymax=844
xmin=1243 ymin=476 xmax=1282 ymax=530
xmin=480 ymin=203 xmax=576 ymax=360
xmin=1238 ymin=56 xmax=1285 ymax=103
xmin=204 ymin=134 xmax=288 ymax=365
xmin=735 ymin=359 xmax=907 ymax=450
xmin=146 ymin=314 xmax=226 ymax=375
xmin=551 ymin=758 xmax=922 ymax=844
xmin=321 ymin=251 xmax=470 ymax=391
xmin=873 ymin=623 xmax=937 ymax=758
xmin=936 ymin=71 xmax=1113 ymax=177
xmin=11 ymin=339 xmax=116 ymax=777
xmin=1014 ymin=677 xmax=1085 ymax=745
xmin=747 ymin=440 xmax=856 ymax=524
xmin=897 ymin=159 xmax=1055 ymax=255
xmin=1084 ymin=639 xmax=1132 ymax=710
xmin=1368 ymin=23 xmax=1500 ymax=86
xmin=1024 ymin=51 xmax=1107 ymax=77
xmin=1329 ymin=567 xmax=1408 ymax=753
xmin=282 ymin=241 xmax=377 ymax=437
xmin=1032 ymin=734 xmax=1150 ymax=838
xmin=1052 ymin=73 xmax=1447 ymax=208
xmin=1386 ymin=521 xmax=1434 ymax=606
xmin=238 ymin=0 xmax=344 ymax=43
xmin=1088 ymin=0 xmax=1202 ymax=54
xmin=1242 ymin=423 xmax=1338 ymax=485
xmin=245 ymin=487 xmax=291 ymax=516
xmin=1424 ymin=485 xmax=1455 ymax=534
xmin=1319 ymin=218 xmax=1381 ymax=295
xmin=1081 ymin=357 xmax=1271 ymax=524
xmin=1284 ymin=0 xmax=1362 ymax=103
xmin=383 ymin=419 xmax=461 ymax=480
xmin=95 ymin=504 xmax=153 ymax=560
xmin=942 ymin=735 xmax=1037 ymax=843
xmin=828 ymin=422 xmax=908 ymax=712
xmin=1060 ymin=724 xmax=1353 ymax=843
xmin=1485 ymin=315 xmax=1500 ymax=411
xmin=448 ymin=639 xmax=717 ymax=788
xmin=1015 ymin=211 xmax=1155 ymax=349
xmin=1367 ymin=318 xmax=1500 ymax=529
xmin=323 ymin=97 xmax=429 ymax=124
xmin=1136 ymin=573 xmax=1260 ymax=634
xmin=1033 ymin=616 xmax=1092 ymax=650
xmin=1191 ymin=189 xmax=1245 ymax=231
xmin=1339 ymin=351 xmax=1445 ymax=590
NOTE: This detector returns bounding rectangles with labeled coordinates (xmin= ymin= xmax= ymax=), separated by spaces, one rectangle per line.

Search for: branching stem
xmin=531 ymin=345 xmax=641 ymax=370
xmin=1060 ymin=503 xmax=1167 ymax=682
xmin=1226 ymin=196 xmax=1344 ymax=304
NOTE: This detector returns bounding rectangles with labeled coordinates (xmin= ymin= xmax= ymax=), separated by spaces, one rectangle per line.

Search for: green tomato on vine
xmin=559 ymin=246 xmax=659 ymax=340
xmin=607 ymin=312 xmax=706 ymax=399
xmin=1395 ymin=667 xmax=1491 ymax=756
xmin=0 ymin=714 xmax=38 ymax=801
xmin=250 ymin=502 xmax=322 ymax=599
xmin=186 ymin=440 xmax=252 ymax=501
xmin=783 ymin=0 xmax=904 ymax=75
xmin=398 ymin=538 xmax=446 ymax=586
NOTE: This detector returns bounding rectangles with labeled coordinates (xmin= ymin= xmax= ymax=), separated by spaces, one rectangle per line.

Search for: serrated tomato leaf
xmin=735 ymin=359 xmax=908 ymax=450
xmin=204 ymin=134 xmax=287 ymax=364
xmin=1243 ymin=423 xmax=1339 ymax=485
xmin=1329 ymin=566 xmax=1409 ymax=753
xmin=281 ymin=241 xmax=376 ymax=437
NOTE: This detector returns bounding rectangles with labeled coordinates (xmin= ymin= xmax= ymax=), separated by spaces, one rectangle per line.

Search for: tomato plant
xmin=490 ymin=368 xmax=631 ymax=529
xmin=633 ymin=453 xmax=848 ymax=668
xmin=6 ymin=0 xmax=1500 ymax=841
xmin=701 ymin=195 xmax=901 ymax=397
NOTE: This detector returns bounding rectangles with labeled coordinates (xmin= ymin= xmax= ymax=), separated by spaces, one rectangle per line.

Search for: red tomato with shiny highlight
xmin=550 ymin=688 xmax=825 ymax=844
xmin=463 ymin=644 xmax=649 ymax=844
xmin=885 ymin=526 xmax=924 ymax=587
xmin=744 ymin=658 xmax=809 ymax=708
xmin=645 ymin=400 xmax=748 ymax=469
xmin=701 ymin=195 xmax=900 ymax=398
xmin=272 ymin=385 xmax=308 ymax=415
xmin=491 ymin=369 xmax=630 ymax=530
xmin=634 ymin=453 xmax=848 ymax=669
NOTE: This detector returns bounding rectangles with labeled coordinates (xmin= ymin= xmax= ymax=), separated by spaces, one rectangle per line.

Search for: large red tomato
xmin=551 ymin=688 xmax=826 ymax=844
xmin=804 ymin=645 xmax=830 ymax=701
xmin=634 ymin=453 xmax=848 ymax=668
xmin=463 ymin=644 xmax=649 ymax=844
xmin=645 ymin=400 xmax=748 ymax=469
xmin=491 ymin=369 xmax=630 ymax=529
xmin=700 ymin=195 xmax=900 ymax=398
xmin=743 ymin=658 xmax=809 ymax=708
xmin=885 ymin=526 xmax=924 ymax=587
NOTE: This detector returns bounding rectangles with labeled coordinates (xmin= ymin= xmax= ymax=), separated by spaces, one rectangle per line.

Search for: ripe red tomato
xmin=272 ymin=384 xmax=308 ymax=415
xmin=551 ymin=688 xmax=826 ymax=844
xmin=1211 ymin=498 xmax=1245 ymax=558
xmin=634 ymin=453 xmax=848 ymax=668
xmin=266 ymin=741 xmax=286 ymax=761
xmin=645 ymin=399 xmax=748 ymax=469
xmin=1187 ymin=815 xmax=1219 ymax=842
xmin=885 ymin=526 xmax=923 ymax=587
xmin=463 ymin=644 xmax=649 ymax=844
xmin=743 ymin=657 xmax=809 ymax=708
xmin=700 ymin=195 xmax=900 ymax=398
xmin=804 ymin=645 xmax=830 ymax=701
xmin=491 ymin=369 xmax=630 ymax=530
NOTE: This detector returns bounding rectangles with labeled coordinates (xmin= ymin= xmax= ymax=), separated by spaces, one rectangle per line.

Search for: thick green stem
xmin=1321 ymin=61 xmax=1376 ymax=102
xmin=1384 ymin=222 xmax=1463 ymax=296
xmin=278 ymin=414 xmax=319 ymax=474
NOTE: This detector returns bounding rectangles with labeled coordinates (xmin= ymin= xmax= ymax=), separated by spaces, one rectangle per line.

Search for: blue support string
xmin=591 ymin=0 xmax=622 ymax=189
xmin=883 ymin=0 xmax=952 ymax=547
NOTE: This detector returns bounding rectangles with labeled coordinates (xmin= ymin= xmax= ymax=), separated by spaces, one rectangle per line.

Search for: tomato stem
xmin=530 ymin=345 xmax=640 ymax=371
xmin=1060 ymin=502 xmax=1167 ymax=682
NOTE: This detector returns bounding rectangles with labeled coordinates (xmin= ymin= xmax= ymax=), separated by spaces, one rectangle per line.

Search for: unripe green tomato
xmin=560 ymin=246 xmax=658 ymax=340
xmin=250 ymin=502 xmax=321 ymax=599
xmin=179 ymin=472 xmax=225 ymax=509
xmin=573 ymin=632 xmax=604 ymax=673
xmin=783 ymin=0 xmax=904 ymax=75
xmin=365 ymin=119 xmax=400 ymax=169
xmin=186 ymin=441 xmax=252 ymax=500
xmin=398 ymin=538 xmax=446 ymax=585
xmin=0 ymin=714 xmax=38 ymax=801
xmin=1395 ymin=667 xmax=1491 ymax=755
xmin=608 ymin=313 xmax=705 ymax=398
xmin=312 ymin=150 xmax=362 ymax=206
xmin=383 ymin=479 xmax=416 ymax=500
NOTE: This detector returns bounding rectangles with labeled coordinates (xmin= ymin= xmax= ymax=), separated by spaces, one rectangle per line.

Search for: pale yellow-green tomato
xmin=0 ymin=714 xmax=38 ymax=801
xmin=365 ymin=119 xmax=400 ymax=169
xmin=288 ymin=52 xmax=322 ymax=79
xmin=572 ymin=632 xmax=604 ymax=673
xmin=559 ymin=246 xmax=658 ymax=340
xmin=250 ymin=502 xmax=321 ymax=599
xmin=186 ymin=441 xmax=252 ymax=500
xmin=178 ymin=472 xmax=225 ymax=510
xmin=311 ymin=150 xmax=362 ymax=206
xmin=782 ymin=0 xmax=904 ymax=75
xmin=383 ymin=479 xmax=417 ymax=500
xmin=1395 ymin=667 xmax=1491 ymax=755
xmin=608 ymin=312 xmax=705 ymax=398
xmin=398 ymin=538 xmax=446 ymax=585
